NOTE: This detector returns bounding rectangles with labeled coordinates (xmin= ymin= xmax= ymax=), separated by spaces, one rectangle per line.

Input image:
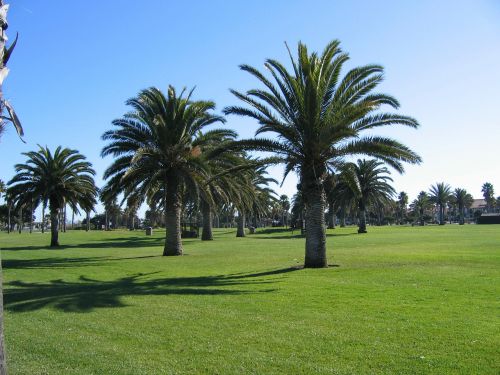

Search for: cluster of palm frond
xmin=409 ymin=183 xmax=474 ymax=226
xmin=101 ymin=86 xmax=279 ymax=254
xmin=6 ymin=146 xmax=98 ymax=245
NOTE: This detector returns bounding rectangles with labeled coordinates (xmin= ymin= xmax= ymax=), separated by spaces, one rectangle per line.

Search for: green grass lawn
xmin=1 ymin=225 xmax=499 ymax=374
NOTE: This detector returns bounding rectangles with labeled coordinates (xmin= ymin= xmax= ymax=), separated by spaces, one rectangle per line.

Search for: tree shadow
xmin=4 ymin=267 xmax=300 ymax=313
xmin=0 ymin=236 xmax=166 ymax=251
xmin=250 ymin=230 xmax=358 ymax=240
xmin=2 ymin=254 xmax=161 ymax=270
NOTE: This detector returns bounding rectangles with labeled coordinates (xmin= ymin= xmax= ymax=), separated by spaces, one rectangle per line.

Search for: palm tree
xmin=232 ymin=164 xmax=277 ymax=237
xmin=196 ymin=131 xmax=242 ymax=240
xmin=411 ymin=191 xmax=430 ymax=226
xmin=355 ymin=159 xmax=395 ymax=233
xmin=247 ymin=166 xmax=278 ymax=231
xmin=102 ymin=86 xmax=225 ymax=256
xmin=124 ymin=194 xmax=140 ymax=230
xmin=7 ymin=146 xmax=97 ymax=246
xmin=481 ymin=182 xmax=495 ymax=213
xmin=279 ymin=194 xmax=290 ymax=227
xmin=452 ymin=188 xmax=473 ymax=225
xmin=0 ymin=3 xmax=22 ymax=369
xmin=223 ymin=40 xmax=421 ymax=267
xmin=397 ymin=192 xmax=408 ymax=224
xmin=429 ymin=182 xmax=452 ymax=225
xmin=335 ymin=159 xmax=395 ymax=233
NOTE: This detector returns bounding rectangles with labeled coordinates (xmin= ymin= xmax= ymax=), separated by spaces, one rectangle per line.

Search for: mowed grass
xmin=1 ymin=225 xmax=499 ymax=374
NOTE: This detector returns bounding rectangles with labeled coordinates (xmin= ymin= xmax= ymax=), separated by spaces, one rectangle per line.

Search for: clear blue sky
xmin=1 ymin=0 xmax=499 ymax=217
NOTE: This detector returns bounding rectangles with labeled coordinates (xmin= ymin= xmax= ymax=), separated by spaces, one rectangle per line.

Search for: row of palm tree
xmin=410 ymin=184 xmax=474 ymax=226
xmin=288 ymin=176 xmax=481 ymax=232
xmin=3 ymin=40 xmax=422 ymax=270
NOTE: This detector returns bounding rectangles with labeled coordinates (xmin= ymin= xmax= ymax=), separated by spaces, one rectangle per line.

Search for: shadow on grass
xmin=0 ymin=236 xmax=165 ymax=251
xmin=4 ymin=267 xmax=300 ymax=313
xmin=250 ymin=228 xmax=358 ymax=240
xmin=2 ymin=255 xmax=161 ymax=270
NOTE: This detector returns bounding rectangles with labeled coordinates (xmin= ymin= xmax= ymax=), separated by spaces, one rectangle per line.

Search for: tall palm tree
xmin=196 ymin=131 xmax=242 ymax=240
xmin=231 ymin=164 xmax=277 ymax=237
xmin=247 ymin=166 xmax=278 ymax=231
xmin=452 ymin=188 xmax=473 ymax=225
xmin=481 ymin=182 xmax=495 ymax=213
xmin=0 ymin=2 xmax=22 ymax=370
xmin=429 ymin=182 xmax=452 ymax=225
xmin=411 ymin=191 xmax=430 ymax=226
xmin=397 ymin=191 xmax=408 ymax=224
xmin=223 ymin=40 xmax=421 ymax=267
xmin=7 ymin=146 xmax=97 ymax=246
xmin=102 ymin=86 xmax=225 ymax=256
xmin=351 ymin=159 xmax=395 ymax=233
xmin=279 ymin=194 xmax=290 ymax=227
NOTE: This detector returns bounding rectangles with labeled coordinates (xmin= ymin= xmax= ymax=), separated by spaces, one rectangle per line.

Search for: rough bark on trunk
xmin=358 ymin=206 xmax=367 ymax=233
xmin=327 ymin=202 xmax=336 ymax=229
xmin=201 ymin=202 xmax=213 ymax=241
xmin=29 ymin=200 xmax=33 ymax=233
xmin=63 ymin=205 xmax=67 ymax=232
xmin=41 ymin=203 xmax=45 ymax=233
xmin=86 ymin=210 xmax=90 ymax=231
xmin=0 ymin=254 xmax=5 ymax=375
xmin=6 ymin=205 xmax=10 ymax=234
xmin=50 ymin=207 xmax=60 ymax=247
xmin=439 ymin=204 xmax=445 ymax=225
xmin=163 ymin=174 xmax=182 ymax=256
xmin=459 ymin=206 xmax=465 ymax=225
xmin=303 ymin=182 xmax=327 ymax=268
xmin=17 ymin=207 xmax=22 ymax=233
xmin=1 ymin=3 xmax=16 ymax=371
xmin=236 ymin=211 xmax=246 ymax=237
xmin=340 ymin=207 xmax=346 ymax=227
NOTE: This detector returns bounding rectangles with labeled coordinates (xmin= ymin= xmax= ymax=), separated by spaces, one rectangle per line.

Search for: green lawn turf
xmin=1 ymin=225 xmax=499 ymax=374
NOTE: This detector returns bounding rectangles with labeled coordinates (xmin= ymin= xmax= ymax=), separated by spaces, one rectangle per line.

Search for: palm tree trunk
xmin=327 ymin=202 xmax=336 ymax=229
xmin=63 ymin=205 xmax=67 ymax=232
xmin=236 ymin=210 xmax=246 ymax=237
xmin=41 ymin=203 xmax=45 ymax=233
xmin=17 ymin=206 xmax=22 ymax=233
xmin=0 ymin=255 xmax=5 ymax=375
xmin=50 ymin=207 xmax=60 ymax=247
xmin=358 ymin=200 xmax=367 ymax=234
xmin=86 ymin=210 xmax=90 ymax=231
xmin=439 ymin=204 xmax=445 ymax=225
xmin=29 ymin=200 xmax=33 ymax=234
xmin=304 ymin=183 xmax=327 ymax=268
xmin=163 ymin=175 xmax=182 ymax=256
xmin=201 ymin=202 xmax=213 ymax=241
xmin=459 ymin=206 xmax=465 ymax=225
xmin=6 ymin=204 xmax=10 ymax=234
xmin=71 ymin=209 xmax=74 ymax=230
